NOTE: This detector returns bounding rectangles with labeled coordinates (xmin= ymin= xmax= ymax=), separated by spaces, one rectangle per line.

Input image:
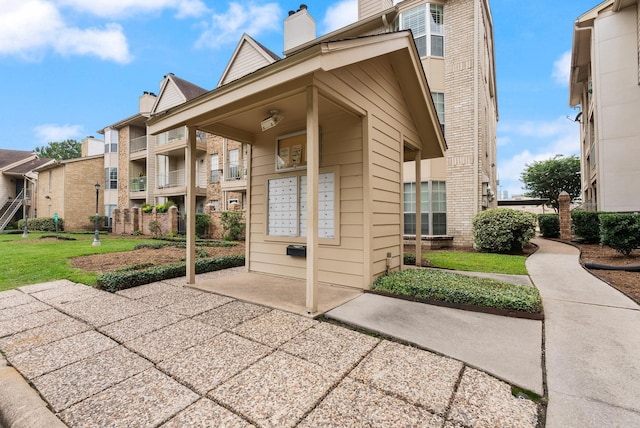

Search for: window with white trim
xmin=431 ymin=92 xmax=445 ymax=134
xmin=267 ymin=172 xmax=335 ymax=239
xmin=400 ymin=3 xmax=445 ymax=58
xmin=104 ymin=167 xmax=118 ymax=190
xmin=403 ymin=181 xmax=447 ymax=236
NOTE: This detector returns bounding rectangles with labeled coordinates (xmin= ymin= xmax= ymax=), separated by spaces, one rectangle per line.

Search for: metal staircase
xmin=0 ymin=190 xmax=25 ymax=232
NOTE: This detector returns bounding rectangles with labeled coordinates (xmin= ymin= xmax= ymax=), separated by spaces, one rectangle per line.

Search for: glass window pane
xmin=404 ymin=213 xmax=416 ymax=235
xmin=433 ymin=213 xmax=447 ymax=235
xmin=421 ymin=212 xmax=429 ymax=235
xmin=420 ymin=181 xmax=430 ymax=212
xmin=431 ymin=35 xmax=444 ymax=57
xmin=415 ymin=35 xmax=427 ymax=57
xmin=430 ymin=4 xmax=444 ymax=34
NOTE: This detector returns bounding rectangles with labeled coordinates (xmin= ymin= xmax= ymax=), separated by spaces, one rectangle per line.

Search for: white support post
xmin=186 ymin=126 xmax=197 ymax=284
xmin=306 ymin=86 xmax=319 ymax=314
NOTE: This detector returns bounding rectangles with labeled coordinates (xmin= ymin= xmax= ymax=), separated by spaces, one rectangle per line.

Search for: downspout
xmin=473 ymin=0 xmax=480 ymax=215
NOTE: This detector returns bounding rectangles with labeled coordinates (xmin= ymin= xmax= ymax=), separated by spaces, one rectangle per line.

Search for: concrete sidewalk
xmin=0 ymin=275 xmax=539 ymax=427
xmin=527 ymin=238 xmax=640 ymax=427
xmin=326 ymin=290 xmax=544 ymax=396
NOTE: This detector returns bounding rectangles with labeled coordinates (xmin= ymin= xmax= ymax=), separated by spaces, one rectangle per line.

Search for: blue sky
xmin=0 ymin=0 xmax=592 ymax=196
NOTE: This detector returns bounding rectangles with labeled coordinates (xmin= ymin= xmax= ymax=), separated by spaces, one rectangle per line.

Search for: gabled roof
xmin=217 ymin=34 xmax=281 ymax=87
xmin=4 ymin=157 xmax=55 ymax=176
xmin=152 ymin=73 xmax=208 ymax=114
xmin=148 ymin=31 xmax=446 ymax=159
xmin=34 ymin=154 xmax=103 ymax=173
xmin=0 ymin=149 xmax=36 ymax=171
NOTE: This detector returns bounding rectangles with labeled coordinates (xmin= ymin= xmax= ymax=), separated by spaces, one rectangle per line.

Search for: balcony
xmin=130 ymin=176 xmax=147 ymax=192
xmin=156 ymin=169 xmax=207 ymax=196
xmin=130 ymin=135 xmax=147 ymax=154
xmin=221 ymin=161 xmax=247 ymax=191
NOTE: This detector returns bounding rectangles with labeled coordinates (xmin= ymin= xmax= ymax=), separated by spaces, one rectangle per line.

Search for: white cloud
xmin=196 ymin=2 xmax=282 ymax=49
xmin=552 ymin=51 xmax=571 ymax=87
xmin=56 ymin=0 xmax=208 ymax=19
xmin=321 ymin=0 xmax=358 ymax=33
xmin=0 ymin=0 xmax=132 ymax=63
xmin=497 ymin=116 xmax=580 ymax=196
xmin=34 ymin=124 xmax=84 ymax=143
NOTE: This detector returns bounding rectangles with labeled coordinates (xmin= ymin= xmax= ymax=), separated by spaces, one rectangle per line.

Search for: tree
xmin=520 ymin=155 xmax=581 ymax=211
xmin=34 ymin=139 xmax=82 ymax=161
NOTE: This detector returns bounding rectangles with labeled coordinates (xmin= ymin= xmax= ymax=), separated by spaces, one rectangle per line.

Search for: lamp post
xmin=92 ymin=183 xmax=101 ymax=246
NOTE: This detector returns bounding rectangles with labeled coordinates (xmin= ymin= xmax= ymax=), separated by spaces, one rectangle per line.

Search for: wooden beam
xmin=306 ymin=86 xmax=319 ymax=314
xmin=415 ymin=153 xmax=422 ymax=267
xmin=186 ymin=126 xmax=197 ymax=284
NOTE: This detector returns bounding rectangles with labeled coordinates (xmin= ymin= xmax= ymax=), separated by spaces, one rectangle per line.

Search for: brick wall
xmin=63 ymin=157 xmax=104 ymax=231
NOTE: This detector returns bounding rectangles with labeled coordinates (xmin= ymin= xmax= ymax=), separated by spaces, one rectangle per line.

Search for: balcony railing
xmin=225 ymin=162 xmax=247 ymax=181
xmin=130 ymin=176 xmax=147 ymax=192
xmin=130 ymin=135 xmax=147 ymax=153
xmin=157 ymin=169 xmax=207 ymax=189
xmin=157 ymin=128 xmax=208 ymax=146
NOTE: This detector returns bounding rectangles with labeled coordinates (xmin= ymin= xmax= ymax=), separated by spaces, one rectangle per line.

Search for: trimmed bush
xmin=221 ymin=211 xmax=245 ymax=241
xmin=472 ymin=208 xmax=536 ymax=253
xmin=96 ymin=254 xmax=245 ymax=292
xmin=373 ymin=269 xmax=542 ymax=313
xmin=571 ymin=210 xmax=601 ymax=243
xmin=17 ymin=217 xmax=64 ymax=232
xmin=599 ymin=213 xmax=640 ymax=256
xmin=538 ymin=214 xmax=560 ymax=238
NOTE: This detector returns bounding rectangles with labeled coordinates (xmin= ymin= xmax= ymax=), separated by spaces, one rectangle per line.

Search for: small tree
xmin=520 ymin=155 xmax=581 ymax=211
xmin=34 ymin=139 xmax=82 ymax=161
xmin=221 ymin=211 xmax=245 ymax=241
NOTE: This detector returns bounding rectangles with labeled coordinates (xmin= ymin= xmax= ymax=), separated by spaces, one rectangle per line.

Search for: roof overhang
xmin=148 ymin=32 xmax=446 ymax=160
xmin=99 ymin=113 xmax=147 ymax=133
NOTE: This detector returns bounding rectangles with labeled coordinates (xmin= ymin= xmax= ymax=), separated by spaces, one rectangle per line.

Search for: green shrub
xmin=18 ymin=217 xmax=64 ymax=232
xmin=155 ymin=200 xmax=176 ymax=213
xmin=183 ymin=213 xmax=211 ymax=238
xmin=373 ymin=269 xmax=542 ymax=313
xmin=88 ymin=215 xmax=109 ymax=228
xmin=571 ymin=210 xmax=601 ymax=243
xmin=148 ymin=220 xmax=162 ymax=236
xmin=472 ymin=208 xmax=536 ymax=253
xmin=141 ymin=203 xmax=153 ymax=213
xmin=221 ymin=211 xmax=245 ymax=241
xmin=538 ymin=214 xmax=560 ymax=238
xmin=96 ymin=254 xmax=245 ymax=292
xmin=39 ymin=234 xmax=76 ymax=241
xmin=599 ymin=213 xmax=640 ymax=256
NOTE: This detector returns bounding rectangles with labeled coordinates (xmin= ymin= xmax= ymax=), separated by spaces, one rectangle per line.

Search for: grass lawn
xmin=0 ymin=232 xmax=154 ymax=291
xmin=407 ymin=251 xmax=528 ymax=275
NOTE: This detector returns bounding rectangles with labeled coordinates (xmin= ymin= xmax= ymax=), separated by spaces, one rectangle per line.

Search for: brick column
xmin=559 ymin=191 xmax=571 ymax=240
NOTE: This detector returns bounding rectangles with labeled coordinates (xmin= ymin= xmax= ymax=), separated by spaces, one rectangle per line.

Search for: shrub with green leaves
xmin=18 ymin=217 xmax=64 ymax=232
xmin=571 ymin=210 xmax=601 ymax=243
xmin=221 ymin=211 xmax=245 ymax=241
xmin=96 ymin=254 xmax=245 ymax=292
xmin=472 ymin=208 xmax=536 ymax=253
xmin=599 ymin=213 xmax=640 ymax=256
xmin=373 ymin=268 xmax=542 ymax=313
xmin=538 ymin=214 xmax=560 ymax=238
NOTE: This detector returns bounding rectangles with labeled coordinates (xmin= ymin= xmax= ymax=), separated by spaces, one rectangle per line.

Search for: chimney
xmin=284 ymin=4 xmax=316 ymax=54
xmin=358 ymin=0 xmax=393 ymax=21
xmin=139 ymin=91 xmax=157 ymax=115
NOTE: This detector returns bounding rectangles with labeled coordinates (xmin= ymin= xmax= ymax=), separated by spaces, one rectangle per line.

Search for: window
xmin=403 ymin=181 xmax=447 ymax=236
xmin=104 ymin=167 xmax=118 ymax=190
xmin=210 ymin=154 xmax=220 ymax=183
xmin=267 ymin=172 xmax=336 ymax=239
xmin=209 ymin=200 xmax=219 ymax=211
xmin=400 ymin=3 xmax=444 ymax=58
xmin=431 ymin=92 xmax=445 ymax=134
xmin=228 ymin=149 xmax=240 ymax=180
xmin=104 ymin=128 xmax=118 ymax=153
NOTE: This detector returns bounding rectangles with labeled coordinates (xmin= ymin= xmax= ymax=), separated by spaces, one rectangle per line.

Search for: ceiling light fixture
xmin=261 ymin=109 xmax=283 ymax=131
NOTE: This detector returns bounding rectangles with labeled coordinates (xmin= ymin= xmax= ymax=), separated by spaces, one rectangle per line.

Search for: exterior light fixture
xmin=261 ymin=109 xmax=283 ymax=131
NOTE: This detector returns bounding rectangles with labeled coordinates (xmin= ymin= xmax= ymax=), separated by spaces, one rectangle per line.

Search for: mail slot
xmin=286 ymin=245 xmax=307 ymax=257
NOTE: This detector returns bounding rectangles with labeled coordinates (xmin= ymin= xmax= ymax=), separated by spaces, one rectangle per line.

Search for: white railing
xmin=157 ymin=170 xmax=207 ymax=189
xmin=224 ymin=161 xmax=247 ymax=181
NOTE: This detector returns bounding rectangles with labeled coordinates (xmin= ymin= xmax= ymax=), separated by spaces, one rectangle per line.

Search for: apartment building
xmin=570 ymin=0 xmax=640 ymax=212
xmin=281 ymin=0 xmax=498 ymax=246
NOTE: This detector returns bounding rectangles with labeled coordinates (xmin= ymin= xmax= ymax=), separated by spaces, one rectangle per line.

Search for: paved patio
xmin=0 ymin=272 xmax=539 ymax=427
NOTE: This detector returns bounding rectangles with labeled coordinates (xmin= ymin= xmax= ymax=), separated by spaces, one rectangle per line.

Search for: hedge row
xmin=537 ymin=214 xmax=560 ymax=238
xmin=96 ymin=254 xmax=245 ymax=292
xmin=571 ymin=210 xmax=601 ymax=243
xmin=17 ymin=217 xmax=64 ymax=232
xmin=569 ymin=210 xmax=639 ymax=255
xmin=473 ymin=208 xmax=537 ymax=253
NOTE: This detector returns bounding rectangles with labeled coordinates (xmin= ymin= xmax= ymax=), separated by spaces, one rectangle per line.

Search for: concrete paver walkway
xmin=527 ymin=238 xmax=640 ymax=427
xmin=0 ymin=275 xmax=539 ymax=427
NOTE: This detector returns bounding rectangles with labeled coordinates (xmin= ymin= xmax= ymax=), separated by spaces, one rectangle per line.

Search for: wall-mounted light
xmin=261 ymin=109 xmax=283 ymax=131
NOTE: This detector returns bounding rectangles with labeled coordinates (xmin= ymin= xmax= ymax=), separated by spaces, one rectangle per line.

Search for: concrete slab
xmin=190 ymin=271 xmax=362 ymax=316
xmin=326 ymin=293 xmax=543 ymax=395
xmin=528 ymin=238 xmax=640 ymax=427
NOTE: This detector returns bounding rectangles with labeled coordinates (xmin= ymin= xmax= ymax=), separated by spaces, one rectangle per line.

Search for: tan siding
xmin=156 ymin=83 xmax=184 ymax=112
xmin=222 ymin=44 xmax=273 ymax=85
